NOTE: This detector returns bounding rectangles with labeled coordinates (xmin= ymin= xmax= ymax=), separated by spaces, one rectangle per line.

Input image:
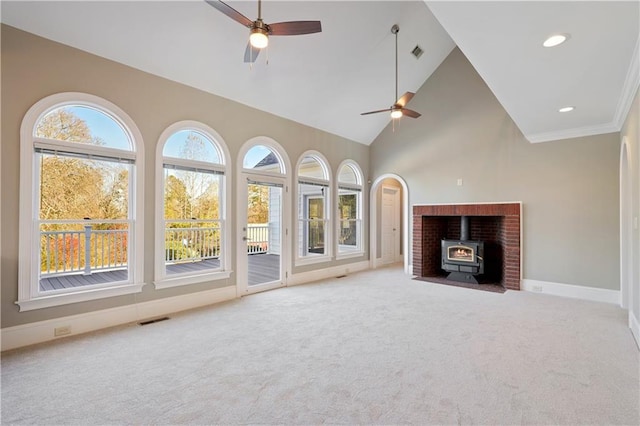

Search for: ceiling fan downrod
xmin=392 ymin=24 xmax=399 ymax=106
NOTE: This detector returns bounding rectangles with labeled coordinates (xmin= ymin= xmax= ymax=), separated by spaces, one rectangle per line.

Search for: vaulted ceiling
xmin=2 ymin=1 xmax=638 ymax=145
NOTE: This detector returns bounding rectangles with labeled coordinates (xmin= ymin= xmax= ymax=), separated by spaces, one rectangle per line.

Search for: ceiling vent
xmin=411 ymin=45 xmax=424 ymax=59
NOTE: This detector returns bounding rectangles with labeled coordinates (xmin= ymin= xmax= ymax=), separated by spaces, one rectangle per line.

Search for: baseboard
xmin=522 ymin=279 xmax=620 ymax=304
xmin=288 ymin=260 xmax=369 ymax=286
xmin=630 ymin=311 xmax=640 ymax=350
xmin=1 ymin=286 xmax=237 ymax=352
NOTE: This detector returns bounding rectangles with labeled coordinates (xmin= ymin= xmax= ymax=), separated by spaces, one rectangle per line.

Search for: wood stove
xmin=441 ymin=216 xmax=484 ymax=283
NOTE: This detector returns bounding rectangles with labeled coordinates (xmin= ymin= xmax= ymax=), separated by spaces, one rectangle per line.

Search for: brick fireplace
xmin=412 ymin=203 xmax=521 ymax=290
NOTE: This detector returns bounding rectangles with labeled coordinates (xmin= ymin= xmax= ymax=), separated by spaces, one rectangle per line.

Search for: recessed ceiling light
xmin=543 ymin=33 xmax=570 ymax=47
xmin=559 ymin=106 xmax=575 ymax=113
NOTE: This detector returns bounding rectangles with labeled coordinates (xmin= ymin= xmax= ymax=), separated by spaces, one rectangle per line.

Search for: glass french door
xmin=242 ymin=178 xmax=284 ymax=293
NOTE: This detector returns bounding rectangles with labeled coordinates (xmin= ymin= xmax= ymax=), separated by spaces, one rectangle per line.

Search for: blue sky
xmin=70 ymin=106 xmax=273 ymax=167
xmin=70 ymin=106 xmax=131 ymax=150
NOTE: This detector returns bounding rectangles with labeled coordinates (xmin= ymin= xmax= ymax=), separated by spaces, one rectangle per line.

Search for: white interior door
xmin=381 ymin=186 xmax=400 ymax=264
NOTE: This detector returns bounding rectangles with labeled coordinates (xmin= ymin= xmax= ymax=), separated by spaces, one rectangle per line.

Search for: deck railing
xmin=40 ymin=222 xmax=271 ymax=276
xmin=40 ymin=223 xmax=128 ymax=276
xmin=165 ymin=221 xmax=222 ymax=264
xmin=247 ymin=224 xmax=269 ymax=254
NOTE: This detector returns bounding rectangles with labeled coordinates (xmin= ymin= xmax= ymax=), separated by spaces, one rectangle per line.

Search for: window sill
xmin=336 ymin=251 xmax=365 ymax=260
xmin=16 ymin=282 xmax=145 ymax=312
xmin=295 ymin=255 xmax=332 ymax=267
xmin=154 ymin=270 xmax=232 ymax=290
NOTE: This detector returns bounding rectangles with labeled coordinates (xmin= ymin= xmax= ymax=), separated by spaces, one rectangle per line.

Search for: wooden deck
xmin=40 ymin=269 xmax=128 ymax=291
xmin=166 ymin=258 xmax=221 ymax=275
xmin=248 ymin=254 xmax=280 ymax=286
xmin=39 ymin=254 xmax=280 ymax=291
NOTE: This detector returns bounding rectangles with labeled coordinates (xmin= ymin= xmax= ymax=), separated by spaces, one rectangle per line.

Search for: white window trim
xmin=336 ymin=160 xmax=365 ymax=260
xmin=153 ymin=120 xmax=232 ymax=290
xmin=295 ymin=151 xmax=332 ymax=265
xmin=17 ymin=92 xmax=145 ymax=312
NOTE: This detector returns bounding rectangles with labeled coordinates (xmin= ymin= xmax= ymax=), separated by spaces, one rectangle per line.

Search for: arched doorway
xmin=620 ymin=138 xmax=633 ymax=311
xmin=369 ymin=174 xmax=410 ymax=273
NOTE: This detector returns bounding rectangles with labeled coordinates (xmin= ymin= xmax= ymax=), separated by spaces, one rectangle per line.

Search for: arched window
xmin=296 ymin=152 xmax=331 ymax=263
xmin=18 ymin=93 xmax=144 ymax=311
xmin=243 ymin=144 xmax=286 ymax=174
xmin=154 ymin=121 xmax=231 ymax=288
xmin=337 ymin=161 xmax=364 ymax=257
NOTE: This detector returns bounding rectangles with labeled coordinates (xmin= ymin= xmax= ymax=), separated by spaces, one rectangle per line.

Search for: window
xmin=18 ymin=93 xmax=144 ymax=311
xmin=337 ymin=161 xmax=364 ymax=257
xmin=243 ymin=144 xmax=286 ymax=174
xmin=154 ymin=122 xmax=231 ymax=289
xmin=296 ymin=153 xmax=331 ymax=263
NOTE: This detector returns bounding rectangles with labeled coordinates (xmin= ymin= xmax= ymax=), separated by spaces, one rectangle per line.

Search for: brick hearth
xmin=412 ymin=203 xmax=521 ymax=290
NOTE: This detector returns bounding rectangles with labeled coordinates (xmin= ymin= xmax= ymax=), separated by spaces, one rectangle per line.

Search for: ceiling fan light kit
xmin=206 ymin=0 xmax=322 ymax=62
xmin=361 ymin=24 xmax=421 ymax=121
xmin=250 ymin=25 xmax=269 ymax=49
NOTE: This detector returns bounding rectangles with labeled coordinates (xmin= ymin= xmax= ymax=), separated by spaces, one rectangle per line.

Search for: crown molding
xmin=614 ymin=35 xmax=640 ymax=130
xmin=526 ymin=122 xmax=619 ymax=144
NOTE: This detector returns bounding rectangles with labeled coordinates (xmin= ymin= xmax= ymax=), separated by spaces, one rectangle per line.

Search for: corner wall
xmin=371 ymin=48 xmax=621 ymax=291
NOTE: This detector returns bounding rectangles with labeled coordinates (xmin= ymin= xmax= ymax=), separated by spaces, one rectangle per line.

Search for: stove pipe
xmin=460 ymin=216 xmax=470 ymax=241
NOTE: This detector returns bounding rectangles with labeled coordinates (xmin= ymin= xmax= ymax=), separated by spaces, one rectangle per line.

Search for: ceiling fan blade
xmin=205 ymin=0 xmax=253 ymax=27
xmin=244 ymin=42 xmax=261 ymax=63
xmin=269 ymin=21 xmax=322 ymax=36
xmin=396 ymin=92 xmax=415 ymax=108
xmin=361 ymin=108 xmax=391 ymax=116
xmin=401 ymin=108 xmax=421 ymax=118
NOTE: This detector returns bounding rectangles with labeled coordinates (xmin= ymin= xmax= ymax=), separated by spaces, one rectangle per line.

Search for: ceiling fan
xmin=205 ymin=0 xmax=322 ymax=63
xmin=361 ymin=24 xmax=421 ymax=120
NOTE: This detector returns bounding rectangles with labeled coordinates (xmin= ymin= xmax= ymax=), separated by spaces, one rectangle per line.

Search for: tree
xmin=247 ymin=184 xmax=269 ymax=224
xmin=193 ymin=180 xmax=220 ymax=220
xmin=99 ymin=167 xmax=129 ymax=221
xmin=164 ymin=131 xmax=221 ymax=221
xmin=39 ymin=155 xmax=104 ymax=223
xmin=36 ymin=108 xmax=104 ymax=145
xmin=164 ymin=174 xmax=191 ymax=222
xmin=36 ymin=108 xmax=126 ymax=225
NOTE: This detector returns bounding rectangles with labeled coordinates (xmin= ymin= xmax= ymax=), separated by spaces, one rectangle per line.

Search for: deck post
xmin=83 ymin=225 xmax=92 ymax=276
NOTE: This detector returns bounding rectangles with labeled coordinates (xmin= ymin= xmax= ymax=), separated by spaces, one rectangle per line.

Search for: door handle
xmin=242 ymin=237 xmax=252 ymax=241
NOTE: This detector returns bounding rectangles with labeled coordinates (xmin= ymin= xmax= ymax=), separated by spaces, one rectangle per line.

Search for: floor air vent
xmin=138 ymin=317 xmax=170 ymax=326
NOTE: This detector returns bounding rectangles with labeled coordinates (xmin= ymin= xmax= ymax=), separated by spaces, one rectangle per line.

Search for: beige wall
xmin=371 ymin=48 xmax=621 ymax=290
xmin=0 ymin=25 xmax=369 ymax=328
xmin=620 ymin=86 xmax=640 ymax=324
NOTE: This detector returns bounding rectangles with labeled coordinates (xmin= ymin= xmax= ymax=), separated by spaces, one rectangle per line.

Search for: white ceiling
xmin=2 ymin=1 xmax=639 ymax=145
xmin=427 ymin=1 xmax=640 ymax=143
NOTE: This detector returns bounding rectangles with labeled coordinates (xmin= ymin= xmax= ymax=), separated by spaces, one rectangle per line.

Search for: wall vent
xmin=411 ymin=45 xmax=424 ymax=59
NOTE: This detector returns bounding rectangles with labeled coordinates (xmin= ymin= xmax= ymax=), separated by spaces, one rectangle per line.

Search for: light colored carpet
xmin=2 ymin=266 xmax=639 ymax=425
